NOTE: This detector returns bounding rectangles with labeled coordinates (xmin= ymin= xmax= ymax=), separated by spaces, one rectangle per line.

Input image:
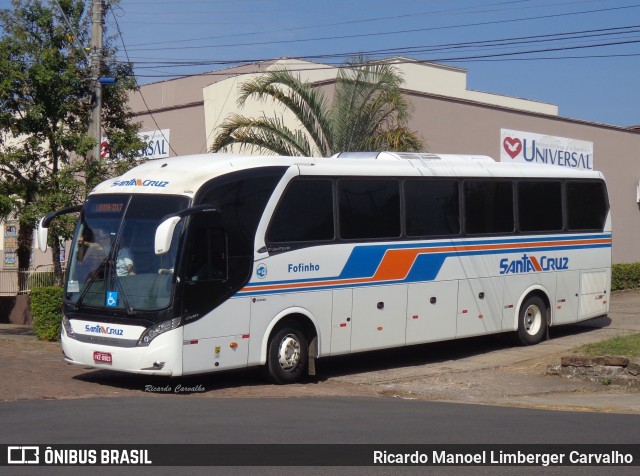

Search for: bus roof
xmin=91 ymin=152 xmax=605 ymax=197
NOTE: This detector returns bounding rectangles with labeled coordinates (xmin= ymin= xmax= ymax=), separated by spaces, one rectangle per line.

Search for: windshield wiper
xmin=74 ymin=257 xmax=108 ymax=311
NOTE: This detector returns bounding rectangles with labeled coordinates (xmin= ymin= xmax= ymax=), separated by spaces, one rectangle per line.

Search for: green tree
xmin=0 ymin=0 xmax=144 ymax=286
xmin=0 ymin=193 xmax=11 ymax=219
xmin=211 ymin=57 xmax=425 ymax=156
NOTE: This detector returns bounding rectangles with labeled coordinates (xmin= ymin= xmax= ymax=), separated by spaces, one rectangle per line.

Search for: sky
xmin=2 ymin=0 xmax=640 ymax=127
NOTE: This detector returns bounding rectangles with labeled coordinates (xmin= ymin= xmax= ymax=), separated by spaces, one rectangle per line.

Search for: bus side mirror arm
xmin=37 ymin=204 xmax=83 ymax=253
xmin=154 ymin=204 xmax=219 ymax=256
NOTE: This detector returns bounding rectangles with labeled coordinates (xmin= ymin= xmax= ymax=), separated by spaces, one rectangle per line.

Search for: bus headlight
xmin=62 ymin=316 xmax=75 ymax=338
xmin=137 ymin=317 xmax=181 ymax=347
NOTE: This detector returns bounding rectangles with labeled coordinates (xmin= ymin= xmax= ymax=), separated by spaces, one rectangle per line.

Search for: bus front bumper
xmin=60 ymin=326 xmax=183 ymax=376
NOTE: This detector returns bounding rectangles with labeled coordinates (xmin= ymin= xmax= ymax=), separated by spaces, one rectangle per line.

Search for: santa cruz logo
xmin=85 ymin=324 xmax=124 ymax=336
xmin=499 ymin=254 xmax=569 ymax=275
xmin=111 ymin=178 xmax=169 ymax=187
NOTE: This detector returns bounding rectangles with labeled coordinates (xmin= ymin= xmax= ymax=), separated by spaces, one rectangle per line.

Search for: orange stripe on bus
xmin=373 ymin=249 xmax=421 ymax=280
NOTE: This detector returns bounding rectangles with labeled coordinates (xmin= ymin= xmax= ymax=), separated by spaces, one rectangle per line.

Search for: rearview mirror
xmin=37 ymin=217 xmax=49 ymax=253
xmin=36 ymin=204 xmax=83 ymax=252
xmin=155 ymin=216 xmax=182 ymax=255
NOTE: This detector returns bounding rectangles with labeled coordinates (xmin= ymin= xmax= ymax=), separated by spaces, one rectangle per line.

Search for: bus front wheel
xmin=516 ymin=295 xmax=547 ymax=345
xmin=265 ymin=322 xmax=308 ymax=384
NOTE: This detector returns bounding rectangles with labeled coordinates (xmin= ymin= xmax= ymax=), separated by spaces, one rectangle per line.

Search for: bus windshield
xmin=66 ymin=194 xmax=189 ymax=312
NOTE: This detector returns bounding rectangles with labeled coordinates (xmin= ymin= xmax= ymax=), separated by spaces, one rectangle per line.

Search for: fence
xmin=0 ymin=264 xmax=64 ymax=296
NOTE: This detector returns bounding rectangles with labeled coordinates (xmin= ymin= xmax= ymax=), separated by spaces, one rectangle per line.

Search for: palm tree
xmin=210 ymin=58 xmax=425 ymax=156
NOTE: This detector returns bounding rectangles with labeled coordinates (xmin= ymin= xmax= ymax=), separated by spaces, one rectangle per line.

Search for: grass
xmin=573 ymin=333 xmax=640 ymax=357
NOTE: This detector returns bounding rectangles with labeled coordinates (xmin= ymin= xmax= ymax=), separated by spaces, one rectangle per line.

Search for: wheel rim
xmin=523 ymin=304 xmax=542 ymax=336
xmin=277 ymin=333 xmax=301 ymax=371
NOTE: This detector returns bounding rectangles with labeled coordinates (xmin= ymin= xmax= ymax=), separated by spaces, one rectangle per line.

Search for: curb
xmin=548 ymin=355 xmax=640 ymax=386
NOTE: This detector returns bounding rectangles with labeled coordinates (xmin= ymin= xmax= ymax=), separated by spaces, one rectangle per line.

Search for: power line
xmin=446 ymin=51 xmax=640 ymax=63
xmin=124 ymin=4 xmax=640 ymax=53
xmin=100 ymin=0 xmax=640 ymax=97
xmin=121 ymin=23 xmax=640 ymax=69
xmin=124 ymin=0 xmax=540 ymax=48
xmin=50 ymin=0 xmax=90 ymax=62
xmin=128 ymin=44 xmax=640 ymax=81
xmin=114 ymin=27 xmax=640 ymax=83
xmin=110 ymin=9 xmax=178 ymax=156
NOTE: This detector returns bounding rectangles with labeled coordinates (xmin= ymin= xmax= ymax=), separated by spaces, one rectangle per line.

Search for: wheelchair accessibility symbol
xmin=106 ymin=291 xmax=119 ymax=307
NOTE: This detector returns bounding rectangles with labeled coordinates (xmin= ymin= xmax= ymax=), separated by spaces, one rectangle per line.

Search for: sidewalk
xmin=0 ymin=291 xmax=638 ymax=412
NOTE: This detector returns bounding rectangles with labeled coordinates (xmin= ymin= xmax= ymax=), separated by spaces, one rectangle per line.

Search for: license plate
xmin=93 ymin=351 xmax=112 ymax=364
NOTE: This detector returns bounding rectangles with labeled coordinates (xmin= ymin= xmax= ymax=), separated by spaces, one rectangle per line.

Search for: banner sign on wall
xmin=101 ymin=129 xmax=171 ymax=160
xmin=138 ymin=129 xmax=171 ymax=159
xmin=500 ymin=129 xmax=593 ymax=170
xmin=3 ymin=221 xmax=18 ymax=269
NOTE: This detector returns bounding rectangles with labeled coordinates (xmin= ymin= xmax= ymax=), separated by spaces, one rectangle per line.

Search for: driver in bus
xmin=116 ymin=248 xmax=135 ymax=276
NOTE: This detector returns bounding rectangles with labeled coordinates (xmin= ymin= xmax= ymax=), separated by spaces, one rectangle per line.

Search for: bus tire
xmin=516 ymin=295 xmax=547 ymax=345
xmin=265 ymin=322 xmax=308 ymax=384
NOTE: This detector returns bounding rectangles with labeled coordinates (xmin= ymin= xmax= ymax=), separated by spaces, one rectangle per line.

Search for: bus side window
xmin=338 ymin=179 xmax=401 ymax=240
xmin=566 ymin=181 xmax=608 ymax=231
xmin=464 ymin=180 xmax=514 ymax=235
xmin=405 ymin=179 xmax=460 ymax=237
xmin=517 ymin=181 xmax=562 ymax=232
xmin=267 ymin=179 xmax=334 ymax=243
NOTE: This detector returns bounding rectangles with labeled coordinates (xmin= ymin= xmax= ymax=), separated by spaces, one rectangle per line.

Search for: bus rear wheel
xmin=265 ymin=322 xmax=308 ymax=384
xmin=516 ymin=295 xmax=547 ymax=345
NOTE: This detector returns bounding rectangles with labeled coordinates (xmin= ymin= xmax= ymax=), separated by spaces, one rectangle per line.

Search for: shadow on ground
xmin=72 ymin=316 xmax=611 ymax=395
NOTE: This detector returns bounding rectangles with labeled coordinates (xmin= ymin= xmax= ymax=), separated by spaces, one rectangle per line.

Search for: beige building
xmin=129 ymin=57 xmax=640 ymax=264
xmin=129 ymin=58 xmax=560 ymax=157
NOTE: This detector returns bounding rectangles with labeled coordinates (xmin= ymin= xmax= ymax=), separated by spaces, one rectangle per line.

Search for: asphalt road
xmin=1 ymin=397 xmax=638 ymax=475
xmin=1 ymin=396 xmax=639 ymax=444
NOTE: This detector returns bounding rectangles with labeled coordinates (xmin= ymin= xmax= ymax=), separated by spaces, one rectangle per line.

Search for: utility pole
xmin=88 ymin=0 xmax=103 ymax=165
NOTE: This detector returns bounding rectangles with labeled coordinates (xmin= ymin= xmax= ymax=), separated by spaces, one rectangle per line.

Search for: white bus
xmin=38 ymin=152 xmax=611 ymax=383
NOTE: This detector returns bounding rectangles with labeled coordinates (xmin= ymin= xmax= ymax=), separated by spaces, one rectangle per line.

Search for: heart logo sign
xmin=503 ymin=137 xmax=522 ymax=159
